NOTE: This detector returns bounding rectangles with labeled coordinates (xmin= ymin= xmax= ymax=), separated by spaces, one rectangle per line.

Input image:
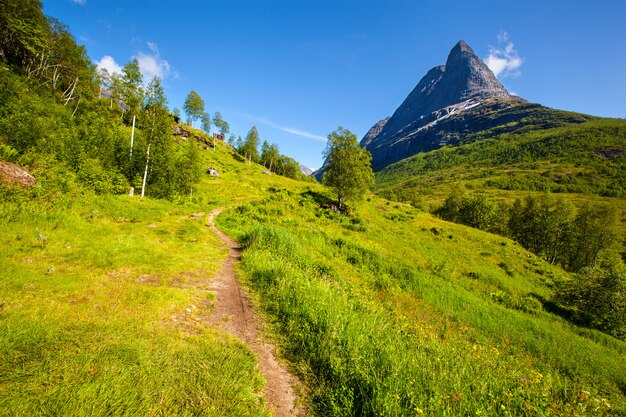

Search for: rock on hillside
xmin=0 ymin=161 xmax=36 ymax=187
xmin=361 ymin=117 xmax=390 ymax=147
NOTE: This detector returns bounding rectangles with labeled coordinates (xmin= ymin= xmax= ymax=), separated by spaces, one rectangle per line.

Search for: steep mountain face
xmin=299 ymin=164 xmax=315 ymax=176
xmin=361 ymin=117 xmax=390 ymax=147
xmin=363 ymin=41 xmax=546 ymax=171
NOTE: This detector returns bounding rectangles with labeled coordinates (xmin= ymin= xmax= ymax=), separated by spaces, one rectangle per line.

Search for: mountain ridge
xmin=361 ymin=40 xmax=533 ymax=170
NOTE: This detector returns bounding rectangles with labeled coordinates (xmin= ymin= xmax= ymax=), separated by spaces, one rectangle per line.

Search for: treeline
xmin=0 ymin=0 xmax=202 ymax=199
xmin=229 ymin=126 xmax=315 ymax=182
xmin=436 ymin=191 xmax=622 ymax=271
xmin=435 ymin=190 xmax=625 ymax=337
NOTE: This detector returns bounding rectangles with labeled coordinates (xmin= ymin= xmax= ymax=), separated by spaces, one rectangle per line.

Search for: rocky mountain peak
xmin=364 ymin=40 xmax=511 ymax=151
xmin=357 ymin=40 xmax=525 ymax=172
xmin=444 ymin=40 xmax=509 ymax=101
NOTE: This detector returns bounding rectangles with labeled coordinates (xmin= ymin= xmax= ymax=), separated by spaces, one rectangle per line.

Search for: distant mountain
xmin=299 ymin=164 xmax=315 ymax=176
xmin=362 ymin=40 xmax=589 ymax=171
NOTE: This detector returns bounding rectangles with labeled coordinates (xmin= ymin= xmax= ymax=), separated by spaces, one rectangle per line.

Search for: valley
xmin=1 ymin=2 xmax=625 ymax=416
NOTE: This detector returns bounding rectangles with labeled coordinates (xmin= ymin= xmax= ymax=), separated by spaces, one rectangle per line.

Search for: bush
xmin=555 ymin=266 xmax=626 ymax=338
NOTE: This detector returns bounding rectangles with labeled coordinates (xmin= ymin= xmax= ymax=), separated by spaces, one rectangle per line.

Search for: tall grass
xmin=0 ymin=190 xmax=268 ymax=416
xmin=219 ymin=188 xmax=625 ymax=416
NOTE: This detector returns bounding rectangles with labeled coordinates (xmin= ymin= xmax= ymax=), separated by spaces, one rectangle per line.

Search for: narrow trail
xmin=207 ymin=208 xmax=302 ymax=417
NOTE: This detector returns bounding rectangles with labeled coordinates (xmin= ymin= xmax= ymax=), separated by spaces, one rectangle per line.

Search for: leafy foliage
xmin=556 ymin=266 xmax=626 ymax=338
xmin=322 ymin=127 xmax=374 ymax=210
xmin=183 ymin=90 xmax=204 ymax=126
xmin=239 ymin=125 xmax=260 ymax=164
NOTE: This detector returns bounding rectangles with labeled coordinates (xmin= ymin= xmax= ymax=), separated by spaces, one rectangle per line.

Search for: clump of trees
xmin=436 ymin=191 xmax=622 ymax=272
xmin=435 ymin=189 xmax=625 ymax=337
xmin=555 ymin=266 xmax=625 ymax=338
xmin=322 ymin=127 xmax=374 ymax=210
xmin=229 ymin=126 xmax=315 ymax=182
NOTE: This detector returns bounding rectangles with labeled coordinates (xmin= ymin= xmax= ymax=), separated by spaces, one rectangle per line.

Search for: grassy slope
xmin=217 ymin=187 xmax=626 ymax=415
xmin=2 ymin=135 xmax=625 ymax=416
xmin=0 ymin=139 xmax=288 ymax=416
xmin=374 ymin=118 xmax=626 ymax=214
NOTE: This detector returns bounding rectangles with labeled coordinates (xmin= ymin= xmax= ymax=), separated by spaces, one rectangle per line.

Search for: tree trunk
xmin=71 ymin=98 xmax=81 ymax=117
xmin=130 ymin=115 xmax=136 ymax=159
xmin=141 ymin=144 xmax=151 ymax=198
xmin=63 ymin=77 xmax=78 ymax=106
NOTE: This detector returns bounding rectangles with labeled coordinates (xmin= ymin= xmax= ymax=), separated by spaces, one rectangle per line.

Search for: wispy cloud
xmin=135 ymin=42 xmax=172 ymax=82
xmin=70 ymin=0 xmax=86 ymax=5
xmin=244 ymin=114 xmax=327 ymax=142
xmin=485 ymin=31 xmax=523 ymax=78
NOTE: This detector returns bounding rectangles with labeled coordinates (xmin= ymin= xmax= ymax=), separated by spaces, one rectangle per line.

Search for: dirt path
xmin=207 ymin=208 xmax=302 ymax=417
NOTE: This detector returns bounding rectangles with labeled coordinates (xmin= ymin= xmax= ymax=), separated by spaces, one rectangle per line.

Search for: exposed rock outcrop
xmin=361 ymin=117 xmax=390 ymax=147
xmin=0 ymin=161 xmax=36 ymax=187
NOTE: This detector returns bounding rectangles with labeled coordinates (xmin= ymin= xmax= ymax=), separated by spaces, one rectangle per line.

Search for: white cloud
xmin=96 ymin=43 xmax=175 ymax=86
xmin=95 ymin=55 xmax=122 ymax=76
xmin=134 ymin=42 xmax=172 ymax=82
xmin=70 ymin=0 xmax=86 ymax=4
xmin=485 ymin=31 xmax=523 ymax=78
xmin=244 ymin=114 xmax=326 ymax=142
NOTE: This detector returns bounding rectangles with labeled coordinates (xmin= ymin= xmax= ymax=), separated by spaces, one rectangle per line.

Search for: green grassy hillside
xmin=0 ymin=140 xmax=275 ymax=416
xmin=3 ymin=133 xmax=625 ymax=415
xmin=374 ymin=118 xmax=626 ymax=211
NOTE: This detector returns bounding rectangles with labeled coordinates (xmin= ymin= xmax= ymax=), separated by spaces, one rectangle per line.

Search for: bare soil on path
xmin=207 ymin=208 xmax=302 ymax=417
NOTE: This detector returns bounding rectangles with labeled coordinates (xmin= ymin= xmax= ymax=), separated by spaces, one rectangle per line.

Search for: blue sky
xmin=45 ymin=0 xmax=626 ymax=169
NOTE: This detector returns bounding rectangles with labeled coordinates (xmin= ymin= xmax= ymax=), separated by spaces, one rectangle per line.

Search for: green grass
xmin=2 ymin=135 xmax=625 ymax=416
xmin=0 ymin=185 xmax=268 ymax=416
xmin=217 ymin=186 xmax=626 ymax=416
xmin=374 ymin=118 xmax=626 ymax=217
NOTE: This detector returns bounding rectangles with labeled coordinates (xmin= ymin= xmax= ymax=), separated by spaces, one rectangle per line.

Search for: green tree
xmin=322 ymin=127 xmax=374 ymax=210
xmin=213 ymin=111 xmax=230 ymax=136
xmin=261 ymin=140 xmax=280 ymax=172
xmin=201 ymin=112 xmax=211 ymax=133
xmin=139 ymin=76 xmax=175 ymax=198
xmin=183 ymin=90 xmax=204 ymax=126
xmin=567 ymin=204 xmax=622 ymax=272
xmin=240 ymin=126 xmax=260 ymax=165
xmin=175 ymin=138 xmax=201 ymax=195
xmin=277 ymin=155 xmax=301 ymax=179
xmin=555 ymin=266 xmax=626 ymax=338
xmin=0 ymin=0 xmax=49 ymax=67
xmin=435 ymin=187 xmax=467 ymax=222
xmin=458 ymin=194 xmax=499 ymax=232
xmin=121 ymin=59 xmax=143 ymax=120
